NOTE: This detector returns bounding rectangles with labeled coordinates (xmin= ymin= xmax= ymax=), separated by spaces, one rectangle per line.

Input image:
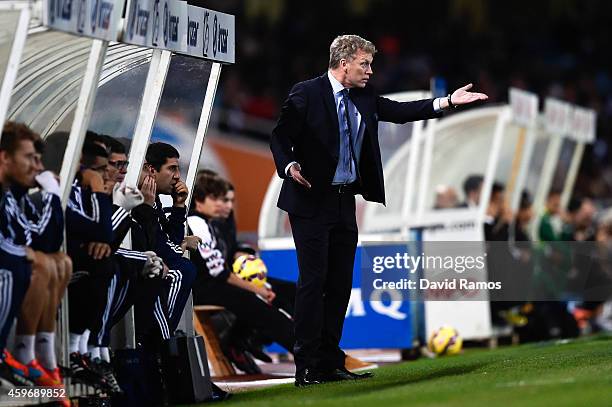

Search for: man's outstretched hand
xmin=444 ymin=83 xmax=488 ymax=108
xmin=289 ymin=163 xmax=311 ymax=189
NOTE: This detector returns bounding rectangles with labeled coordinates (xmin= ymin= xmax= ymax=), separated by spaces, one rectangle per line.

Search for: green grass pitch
xmin=194 ymin=335 xmax=612 ymax=407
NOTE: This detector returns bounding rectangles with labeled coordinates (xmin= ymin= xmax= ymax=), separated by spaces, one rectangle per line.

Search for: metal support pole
xmin=0 ymin=6 xmax=30 ymax=140
xmin=478 ymin=107 xmax=512 ymax=224
xmin=560 ymin=142 xmax=585 ymax=211
xmin=402 ymin=120 xmax=424 ymax=222
xmin=123 ymin=49 xmax=172 ymax=187
xmin=176 ymin=62 xmax=222 ymax=336
xmin=530 ymin=135 xmax=564 ymax=240
xmin=116 ymin=49 xmax=171 ymax=348
xmin=59 ymin=40 xmax=108 ymax=206
xmin=415 ymin=119 xmax=436 ymax=221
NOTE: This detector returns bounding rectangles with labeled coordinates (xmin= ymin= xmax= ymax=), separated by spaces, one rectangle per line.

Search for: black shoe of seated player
xmin=90 ymin=358 xmax=123 ymax=395
xmin=240 ymin=336 xmax=272 ymax=363
xmin=225 ymin=346 xmax=261 ymax=375
xmin=208 ymin=383 xmax=232 ymax=401
xmin=69 ymin=352 xmax=109 ymax=390
xmin=295 ymin=368 xmax=324 ymax=387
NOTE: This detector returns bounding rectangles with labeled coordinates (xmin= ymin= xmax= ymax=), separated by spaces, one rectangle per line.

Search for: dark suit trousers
xmin=289 ymin=186 xmax=358 ymax=374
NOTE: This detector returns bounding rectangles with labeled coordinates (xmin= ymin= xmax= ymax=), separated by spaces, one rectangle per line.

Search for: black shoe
xmin=91 ymin=358 xmax=123 ymax=395
xmin=323 ymin=367 xmax=374 ymax=382
xmin=241 ymin=337 xmax=272 ymax=363
xmin=208 ymin=383 xmax=232 ymax=401
xmin=225 ymin=346 xmax=261 ymax=375
xmin=295 ymin=368 xmax=324 ymax=387
xmin=69 ymin=352 xmax=108 ymax=389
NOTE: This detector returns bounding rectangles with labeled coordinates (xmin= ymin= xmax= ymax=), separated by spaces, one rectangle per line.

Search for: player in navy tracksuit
xmin=0 ymin=122 xmax=57 ymax=387
xmin=132 ymin=142 xmax=197 ymax=336
xmin=17 ymin=139 xmax=74 ymax=389
xmin=93 ymin=187 xmax=170 ymax=349
xmin=64 ymin=139 xmax=118 ymax=389
xmin=79 ymin=135 xmax=170 ymax=353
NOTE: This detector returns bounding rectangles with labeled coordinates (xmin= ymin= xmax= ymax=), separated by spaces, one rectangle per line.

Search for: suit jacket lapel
xmin=319 ymin=74 xmax=340 ymax=160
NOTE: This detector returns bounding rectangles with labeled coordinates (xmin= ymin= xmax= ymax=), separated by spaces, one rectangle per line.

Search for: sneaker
xmin=90 ymin=358 xmax=123 ymax=395
xmin=40 ymin=366 xmax=71 ymax=407
xmin=26 ymin=359 xmax=59 ymax=387
xmin=225 ymin=347 xmax=261 ymax=375
xmin=345 ymin=355 xmax=378 ymax=372
xmin=2 ymin=349 xmax=40 ymax=383
xmin=0 ymin=360 xmax=34 ymax=387
xmin=69 ymin=352 xmax=107 ymax=389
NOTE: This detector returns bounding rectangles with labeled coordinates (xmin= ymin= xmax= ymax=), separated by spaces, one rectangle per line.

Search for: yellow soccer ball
xmin=232 ymin=255 xmax=268 ymax=288
xmin=428 ymin=326 xmax=463 ymax=356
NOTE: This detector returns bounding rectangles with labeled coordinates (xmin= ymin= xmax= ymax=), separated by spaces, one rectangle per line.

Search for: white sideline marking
xmin=214 ymin=378 xmax=295 ymax=393
xmin=496 ymin=377 xmax=576 ymax=388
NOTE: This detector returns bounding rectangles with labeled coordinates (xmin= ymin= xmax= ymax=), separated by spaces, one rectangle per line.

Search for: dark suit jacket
xmin=270 ymin=73 xmax=442 ymax=217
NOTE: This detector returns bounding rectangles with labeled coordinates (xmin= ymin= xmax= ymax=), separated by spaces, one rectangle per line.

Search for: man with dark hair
xmin=539 ymin=189 xmax=564 ymax=241
xmin=484 ymin=182 xmax=511 ymax=241
xmin=64 ymin=131 xmax=118 ymax=389
xmin=13 ymin=136 xmax=73 ymax=393
xmin=515 ymin=191 xmax=533 ymax=242
xmin=133 ymin=142 xmax=196 ymax=335
xmin=187 ymin=175 xmax=295 ymax=355
xmin=460 ymin=175 xmax=484 ymax=208
xmin=0 ymin=122 xmax=60 ymax=388
xmin=68 ymin=134 xmax=164 ymax=393
xmin=102 ymin=135 xmax=129 ymax=185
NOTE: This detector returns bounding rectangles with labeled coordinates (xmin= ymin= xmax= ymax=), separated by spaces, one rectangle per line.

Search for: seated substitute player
xmin=10 ymin=134 xmax=73 ymax=393
xmin=132 ymin=143 xmax=197 ymax=337
xmin=187 ymin=174 xmax=295 ymax=354
xmin=88 ymin=135 xmax=170 ymax=368
xmin=65 ymin=135 xmax=123 ymax=390
xmin=66 ymin=133 xmax=165 ymax=393
xmin=0 ymin=122 xmax=60 ymax=388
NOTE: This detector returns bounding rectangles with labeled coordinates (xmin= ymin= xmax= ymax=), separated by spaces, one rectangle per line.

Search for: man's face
xmin=219 ymin=190 xmax=235 ymax=219
xmin=2 ymin=140 xmax=38 ymax=188
xmin=576 ymin=199 xmax=596 ymax=228
xmin=88 ymin=155 xmax=110 ymax=184
xmin=518 ymin=206 xmax=533 ymax=224
xmin=197 ymin=195 xmax=224 ymax=218
xmin=153 ymin=157 xmax=180 ymax=194
xmin=109 ymin=152 xmax=128 ymax=184
xmin=467 ymin=183 xmax=483 ymax=205
xmin=33 ymin=151 xmax=45 ymax=175
xmin=547 ymin=194 xmax=561 ymax=215
xmin=342 ymin=49 xmax=373 ymax=88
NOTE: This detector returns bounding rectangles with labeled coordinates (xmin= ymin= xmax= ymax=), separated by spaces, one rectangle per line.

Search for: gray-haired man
xmin=270 ymin=34 xmax=487 ymax=386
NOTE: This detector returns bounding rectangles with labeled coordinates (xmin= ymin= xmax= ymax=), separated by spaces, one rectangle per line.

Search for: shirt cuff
xmin=285 ymin=161 xmax=297 ymax=177
xmin=433 ymin=98 xmax=443 ymax=112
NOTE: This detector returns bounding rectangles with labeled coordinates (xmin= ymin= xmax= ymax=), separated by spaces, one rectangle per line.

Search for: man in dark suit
xmin=270 ymin=34 xmax=488 ymax=386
